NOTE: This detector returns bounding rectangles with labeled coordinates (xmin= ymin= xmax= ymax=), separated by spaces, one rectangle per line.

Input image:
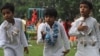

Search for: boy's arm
xmin=94 ymin=20 xmax=100 ymax=50
xmin=69 ymin=21 xmax=81 ymax=36
xmin=60 ymin=23 xmax=70 ymax=53
xmin=20 ymin=20 xmax=29 ymax=54
xmin=0 ymin=27 xmax=6 ymax=48
xmin=37 ymin=23 xmax=45 ymax=44
xmin=20 ymin=20 xmax=28 ymax=47
xmin=0 ymin=21 xmax=8 ymax=48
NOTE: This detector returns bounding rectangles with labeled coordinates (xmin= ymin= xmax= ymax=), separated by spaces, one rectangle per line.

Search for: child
xmin=69 ymin=1 xmax=100 ymax=56
xmin=63 ymin=19 xmax=71 ymax=39
xmin=37 ymin=8 xmax=70 ymax=56
xmin=0 ymin=3 xmax=29 ymax=56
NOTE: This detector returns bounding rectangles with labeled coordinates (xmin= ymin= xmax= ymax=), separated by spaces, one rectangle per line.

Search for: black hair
xmin=44 ymin=7 xmax=58 ymax=18
xmin=80 ymin=0 xmax=93 ymax=10
xmin=1 ymin=3 xmax=15 ymax=13
xmin=66 ymin=19 xmax=70 ymax=21
xmin=21 ymin=15 xmax=25 ymax=19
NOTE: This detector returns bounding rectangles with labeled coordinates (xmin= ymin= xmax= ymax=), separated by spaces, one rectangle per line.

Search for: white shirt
xmin=37 ymin=22 xmax=70 ymax=56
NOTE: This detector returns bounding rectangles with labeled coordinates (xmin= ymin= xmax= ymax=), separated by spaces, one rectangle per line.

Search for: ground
xmin=0 ymin=40 xmax=76 ymax=56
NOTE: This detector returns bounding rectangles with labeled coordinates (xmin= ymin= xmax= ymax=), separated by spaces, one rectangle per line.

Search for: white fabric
xmin=21 ymin=19 xmax=26 ymax=31
xmin=0 ymin=18 xmax=28 ymax=56
xmin=37 ymin=22 xmax=70 ymax=56
xmin=69 ymin=17 xmax=100 ymax=56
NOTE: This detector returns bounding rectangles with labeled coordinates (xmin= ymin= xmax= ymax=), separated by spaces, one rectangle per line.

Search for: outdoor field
xmin=0 ymin=40 xmax=76 ymax=56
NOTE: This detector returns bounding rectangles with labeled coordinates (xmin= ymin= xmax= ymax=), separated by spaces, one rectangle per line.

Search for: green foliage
xmin=0 ymin=14 xmax=3 ymax=24
xmin=0 ymin=0 xmax=100 ymax=21
xmin=56 ymin=0 xmax=79 ymax=20
xmin=92 ymin=0 xmax=100 ymax=22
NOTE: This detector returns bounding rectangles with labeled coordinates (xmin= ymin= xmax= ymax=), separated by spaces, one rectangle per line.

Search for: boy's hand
xmin=62 ymin=50 xmax=70 ymax=56
xmin=24 ymin=47 xmax=29 ymax=54
xmin=78 ymin=23 xmax=88 ymax=31
xmin=41 ymin=31 xmax=46 ymax=40
xmin=99 ymin=48 xmax=100 ymax=52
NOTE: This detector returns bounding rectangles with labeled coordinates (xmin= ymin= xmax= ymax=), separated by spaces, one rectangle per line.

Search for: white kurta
xmin=0 ymin=18 xmax=28 ymax=56
xmin=69 ymin=17 xmax=100 ymax=56
xmin=37 ymin=22 xmax=70 ymax=56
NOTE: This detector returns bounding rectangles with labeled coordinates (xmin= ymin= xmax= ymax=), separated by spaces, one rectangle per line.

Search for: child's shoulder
xmin=14 ymin=18 xmax=22 ymax=22
xmin=74 ymin=17 xmax=96 ymax=22
xmin=14 ymin=18 xmax=24 ymax=24
xmin=89 ymin=17 xmax=97 ymax=21
xmin=0 ymin=20 xmax=8 ymax=28
xmin=38 ymin=23 xmax=45 ymax=28
xmin=73 ymin=17 xmax=82 ymax=23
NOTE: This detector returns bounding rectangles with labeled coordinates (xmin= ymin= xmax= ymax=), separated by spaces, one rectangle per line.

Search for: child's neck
xmin=7 ymin=18 xmax=15 ymax=25
xmin=82 ymin=15 xmax=90 ymax=20
xmin=48 ymin=22 xmax=54 ymax=28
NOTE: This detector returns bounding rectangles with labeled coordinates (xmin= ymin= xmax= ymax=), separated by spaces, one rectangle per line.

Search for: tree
xmin=0 ymin=0 xmax=100 ymax=22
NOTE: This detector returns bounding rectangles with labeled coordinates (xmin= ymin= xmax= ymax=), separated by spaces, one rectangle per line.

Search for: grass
xmin=0 ymin=40 xmax=76 ymax=56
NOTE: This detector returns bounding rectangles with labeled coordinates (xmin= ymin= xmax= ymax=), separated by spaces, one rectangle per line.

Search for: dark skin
xmin=1 ymin=9 xmax=29 ymax=54
xmin=24 ymin=47 xmax=29 ymax=54
xmin=2 ymin=9 xmax=15 ymax=25
xmin=62 ymin=50 xmax=70 ymax=56
xmin=41 ymin=31 xmax=46 ymax=40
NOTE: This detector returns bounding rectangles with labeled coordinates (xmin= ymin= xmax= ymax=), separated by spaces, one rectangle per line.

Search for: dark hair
xmin=1 ymin=3 xmax=15 ymax=13
xmin=21 ymin=15 xmax=25 ymax=19
xmin=80 ymin=0 xmax=93 ymax=10
xmin=44 ymin=7 xmax=58 ymax=18
xmin=66 ymin=19 xmax=70 ymax=21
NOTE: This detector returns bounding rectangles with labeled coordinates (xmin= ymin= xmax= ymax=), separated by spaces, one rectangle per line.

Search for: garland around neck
xmin=45 ymin=22 xmax=59 ymax=46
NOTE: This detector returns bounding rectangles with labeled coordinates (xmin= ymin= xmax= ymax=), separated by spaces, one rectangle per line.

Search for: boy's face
xmin=45 ymin=16 xmax=55 ymax=24
xmin=1 ymin=9 xmax=14 ymax=21
xmin=80 ymin=4 xmax=91 ymax=17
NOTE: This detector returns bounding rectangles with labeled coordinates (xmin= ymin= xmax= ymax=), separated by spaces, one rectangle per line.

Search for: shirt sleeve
xmin=20 ymin=20 xmax=28 ymax=47
xmin=69 ymin=21 xmax=81 ymax=36
xmin=59 ymin=23 xmax=70 ymax=50
xmin=94 ymin=20 xmax=100 ymax=48
xmin=0 ymin=26 xmax=6 ymax=48
xmin=37 ymin=23 xmax=45 ymax=44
